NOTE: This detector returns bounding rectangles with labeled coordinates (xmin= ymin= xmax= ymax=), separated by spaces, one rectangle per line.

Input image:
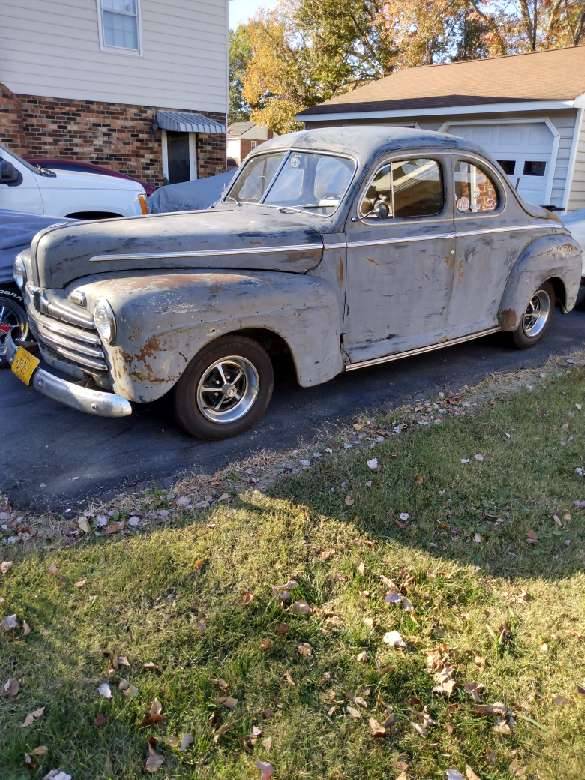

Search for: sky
xmin=229 ymin=0 xmax=278 ymax=29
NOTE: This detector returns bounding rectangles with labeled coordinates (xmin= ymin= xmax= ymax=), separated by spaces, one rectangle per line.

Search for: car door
xmin=343 ymin=154 xmax=455 ymax=365
xmin=448 ymin=155 xmax=521 ymax=336
xmin=0 ymin=149 xmax=44 ymax=215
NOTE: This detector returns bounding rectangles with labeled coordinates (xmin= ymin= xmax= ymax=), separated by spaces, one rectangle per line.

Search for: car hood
xmin=44 ymin=168 xmax=144 ymax=193
xmin=32 ymin=204 xmax=326 ymax=289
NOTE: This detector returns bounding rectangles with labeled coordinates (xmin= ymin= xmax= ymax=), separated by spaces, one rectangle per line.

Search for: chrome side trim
xmin=347 ymin=223 xmax=562 ymax=250
xmin=89 ymin=243 xmax=324 ymax=263
xmin=346 ymin=327 xmax=501 ymax=371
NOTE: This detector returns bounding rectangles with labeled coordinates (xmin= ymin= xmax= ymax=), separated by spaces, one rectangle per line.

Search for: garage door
xmin=446 ymin=122 xmax=555 ymax=206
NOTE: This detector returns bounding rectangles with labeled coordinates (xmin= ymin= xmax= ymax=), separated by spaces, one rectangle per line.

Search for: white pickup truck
xmin=0 ymin=144 xmax=146 ymax=219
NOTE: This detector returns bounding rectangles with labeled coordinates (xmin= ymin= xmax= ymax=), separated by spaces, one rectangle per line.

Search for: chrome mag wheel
xmin=522 ymin=288 xmax=551 ymax=338
xmin=196 ymin=355 xmax=259 ymax=424
xmin=0 ymin=294 xmax=29 ymax=354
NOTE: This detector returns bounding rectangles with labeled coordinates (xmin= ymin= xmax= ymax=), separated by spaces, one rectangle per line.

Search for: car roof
xmin=252 ymin=125 xmax=486 ymax=163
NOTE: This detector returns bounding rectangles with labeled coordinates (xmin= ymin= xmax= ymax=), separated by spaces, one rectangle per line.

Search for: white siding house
xmin=0 ymin=0 xmax=229 ymax=185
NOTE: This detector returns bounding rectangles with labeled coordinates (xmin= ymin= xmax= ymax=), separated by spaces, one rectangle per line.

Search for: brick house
xmin=0 ymin=0 xmax=228 ymax=188
xmin=227 ymin=122 xmax=274 ymax=165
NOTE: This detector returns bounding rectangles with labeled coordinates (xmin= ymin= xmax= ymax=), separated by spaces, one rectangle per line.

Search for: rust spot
xmin=498 ymin=308 xmax=517 ymax=330
xmin=132 ymin=335 xmax=163 ymax=363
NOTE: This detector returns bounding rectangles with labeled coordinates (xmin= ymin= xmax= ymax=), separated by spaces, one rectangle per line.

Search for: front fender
xmin=79 ymin=270 xmax=343 ymax=402
xmin=498 ymin=232 xmax=582 ymax=330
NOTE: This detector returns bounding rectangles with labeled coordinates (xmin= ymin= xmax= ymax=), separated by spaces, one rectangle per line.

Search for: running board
xmin=345 ymin=327 xmax=501 ymax=372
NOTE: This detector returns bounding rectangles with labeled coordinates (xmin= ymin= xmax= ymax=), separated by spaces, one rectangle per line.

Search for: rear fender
xmin=498 ymin=233 xmax=582 ymax=330
xmin=79 ymin=270 xmax=343 ymax=402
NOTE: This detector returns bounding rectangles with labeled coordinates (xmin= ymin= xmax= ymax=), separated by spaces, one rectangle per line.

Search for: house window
xmin=99 ymin=0 xmax=140 ymax=52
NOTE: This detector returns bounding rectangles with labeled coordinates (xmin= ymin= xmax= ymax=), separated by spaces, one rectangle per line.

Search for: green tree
xmin=229 ymin=25 xmax=253 ymax=123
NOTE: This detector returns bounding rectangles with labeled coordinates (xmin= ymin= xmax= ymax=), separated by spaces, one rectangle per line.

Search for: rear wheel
xmin=0 ymin=289 xmax=29 ymax=369
xmin=511 ymin=281 xmax=555 ymax=349
xmin=174 ymin=336 xmax=274 ymax=440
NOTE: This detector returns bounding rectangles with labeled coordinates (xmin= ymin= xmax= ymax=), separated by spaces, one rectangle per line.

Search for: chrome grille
xmin=26 ymin=289 xmax=108 ymax=373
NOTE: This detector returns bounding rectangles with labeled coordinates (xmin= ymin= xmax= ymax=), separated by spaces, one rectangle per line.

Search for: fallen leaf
xmin=433 ymin=666 xmax=456 ymax=697
xmin=179 ymin=733 xmax=193 ymax=751
xmin=256 ymin=760 xmax=274 ymax=780
xmin=241 ymin=590 xmax=255 ymax=605
xmin=357 ymin=561 xmax=365 ymax=576
xmin=31 ymin=746 xmax=48 ymax=756
xmin=347 ymin=705 xmax=362 ymax=719
xmin=297 ymin=642 xmax=312 ymax=657
xmin=2 ymin=677 xmax=19 ymax=697
xmin=474 ymin=453 xmax=485 ymax=462
xmin=552 ymin=694 xmax=570 ymax=706
xmin=145 ymin=739 xmax=164 ymax=773
xmin=526 ymin=529 xmax=538 ymax=544
xmin=357 ymin=651 xmax=369 ymax=662
xmin=369 ymin=717 xmax=386 ymax=737
xmin=466 ymin=766 xmax=481 ymax=780
xmin=0 ymin=561 xmax=13 ymax=575
xmin=493 ymin=718 xmax=512 ymax=735
xmin=142 ymin=697 xmax=164 ymax=725
xmin=463 ymin=682 xmax=484 ymax=703
xmin=275 ymin=623 xmax=289 ymax=636
xmin=42 ymin=772 xmax=72 ymax=780
xmin=74 ymin=579 xmax=87 ymax=589
xmin=577 ymin=683 xmax=585 ymax=696
xmin=319 ymin=549 xmax=336 ymax=561
xmin=290 ymin=601 xmax=312 ymax=615
xmin=283 ymin=670 xmax=295 ymax=687
xmin=21 ymin=706 xmax=45 ymax=727
xmin=104 ymin=520 xmax=125 ymax=535
xmin=143 ymin=662 xmax=161 ymax=673
xmin=218 ymin=696 xmax=238 ymax=710
xmin=22 ymin=620 xmax=31 ymax=636
xmin=260 ymin=638 xmax=273 ymax=652
xmin=446 ymin=771 xmax=465 ymax=780
xmin=367 ymin=458 xmax=379 ymax=471
xmin=345 ymin=495 xmax=355 ymax=506
xmin=1 ymin=614 xmax=18 ymax=631
xmin=95 ymin=712 xmax=108 ymax=727
xmin=97 ymin=682 xmax=112 ymax=699
xmin=47 ymin=563 xmax=59 ymax=576
xmin=78 ymin=517 xmax=91 ymax=534
xmin=473 ymin=533 xmax=482 ymax=544
xmin=262 ymin=736 xmax=273 ymax=751
xmin=383 ymin=630 xmax=405 ymax=648
xmin=212 ymin=677 xmax=229 ymax=691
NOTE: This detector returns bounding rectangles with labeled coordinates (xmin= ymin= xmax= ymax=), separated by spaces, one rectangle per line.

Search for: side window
xmin=359 ymin=158 xmax=443 ymax=220
xmin=454 ymin=160 xmax=499 ymax=213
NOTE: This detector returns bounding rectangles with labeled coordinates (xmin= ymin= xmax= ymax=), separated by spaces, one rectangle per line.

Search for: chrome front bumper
xmin=2 ymin=334 xmax=132 ymax=419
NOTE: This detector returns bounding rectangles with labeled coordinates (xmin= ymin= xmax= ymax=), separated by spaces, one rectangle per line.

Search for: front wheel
xmin=0 ymin=289 xmax=29 ymax=369
xmin=511 ymin=281 xmax=555 ymax=349
xmin=174 ymin=336 xmax=274 ymax=440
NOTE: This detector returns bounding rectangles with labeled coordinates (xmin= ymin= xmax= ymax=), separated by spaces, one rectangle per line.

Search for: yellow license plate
xmin=11 ymin=346 xmax=40 ymax=386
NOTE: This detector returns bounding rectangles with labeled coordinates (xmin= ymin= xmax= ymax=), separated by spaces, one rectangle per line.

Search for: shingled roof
xmin=299 ymin=46 xmax=585 ymax=119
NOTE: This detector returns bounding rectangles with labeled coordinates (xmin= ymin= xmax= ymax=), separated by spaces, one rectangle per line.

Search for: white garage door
xmin=446 ymin=122 xmax=555 ymax=206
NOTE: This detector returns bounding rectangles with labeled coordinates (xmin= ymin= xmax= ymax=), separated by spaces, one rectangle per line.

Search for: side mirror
xmin=0 ymin=159 xmax=22 ymax=186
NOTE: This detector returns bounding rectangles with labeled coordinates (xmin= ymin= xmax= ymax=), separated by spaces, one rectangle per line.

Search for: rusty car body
xmin=4 ymin=127 xmax=582 ymax=439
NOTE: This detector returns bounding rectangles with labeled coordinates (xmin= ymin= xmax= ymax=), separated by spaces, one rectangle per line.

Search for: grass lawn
xmin=2 ymin=370 xmax=585 ymax=779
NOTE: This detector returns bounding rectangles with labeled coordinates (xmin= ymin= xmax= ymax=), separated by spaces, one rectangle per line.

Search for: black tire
xmin=0 ymin=288 xmax=29 ymax=369
xmin=174 ymin=336 xmax=274 ymax=440
xmin=511 ymin=281 xmax=555 ymax=349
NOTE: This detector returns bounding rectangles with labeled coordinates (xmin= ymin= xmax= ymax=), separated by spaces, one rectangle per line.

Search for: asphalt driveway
xmin=2 ymin=311 xmax=584 ymax=511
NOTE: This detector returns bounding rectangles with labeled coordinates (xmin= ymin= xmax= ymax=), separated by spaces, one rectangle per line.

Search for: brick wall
xmin=0 ymin=87 xmax=226 ymax=188
xmin=0 ymin=83 xmax=24 ymax=153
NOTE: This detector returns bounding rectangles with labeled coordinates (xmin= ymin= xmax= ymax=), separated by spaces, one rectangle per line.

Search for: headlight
xmin=13 ymin=252 xmax=27 ymax=290
xmin=93 ymin=299 xmax=116 ymax=345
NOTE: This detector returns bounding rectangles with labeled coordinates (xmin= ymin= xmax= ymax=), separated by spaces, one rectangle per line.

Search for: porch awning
xmin=155 ymin=111 xmax=225 ymax=134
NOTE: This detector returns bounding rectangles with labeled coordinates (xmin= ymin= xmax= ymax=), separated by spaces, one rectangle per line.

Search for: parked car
xmin=148 ymin=170 xmax=235 ymax=214
xmin=3 ymin=127 xmax=582 ymax=439
xmin=0 ymin=210 xmax=74 ymax=367
xmin=0 ymin=144 xmax=147 ymax=219
xmin=25 ymin=158 xmax=156 ymax=196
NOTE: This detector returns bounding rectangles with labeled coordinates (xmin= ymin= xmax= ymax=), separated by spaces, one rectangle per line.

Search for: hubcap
xmin=196 ymin=356 xmax=259 ymax=424
xmin=522 ymin=289 xmax=551 ymax=338
xmin=0 ymin=298 xmax=28 ymax=352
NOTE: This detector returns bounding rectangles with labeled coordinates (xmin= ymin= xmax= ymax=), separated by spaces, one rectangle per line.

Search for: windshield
xmin=226 ymin=150 xmax=356 ymax=216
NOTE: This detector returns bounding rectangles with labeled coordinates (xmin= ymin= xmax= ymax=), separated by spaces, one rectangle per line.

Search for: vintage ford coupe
xmin=3 ymin=127 xmax=582 ymax=439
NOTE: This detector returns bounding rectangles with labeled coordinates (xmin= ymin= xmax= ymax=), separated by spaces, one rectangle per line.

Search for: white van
xmin=0 ymin=144 xmax=146 ymax=219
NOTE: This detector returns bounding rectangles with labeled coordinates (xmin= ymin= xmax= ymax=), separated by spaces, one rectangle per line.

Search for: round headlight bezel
xmin=13 ymin=252 xmax=27 ymax=290
xmin=93 ymin=299 xmax=117 ymax=345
